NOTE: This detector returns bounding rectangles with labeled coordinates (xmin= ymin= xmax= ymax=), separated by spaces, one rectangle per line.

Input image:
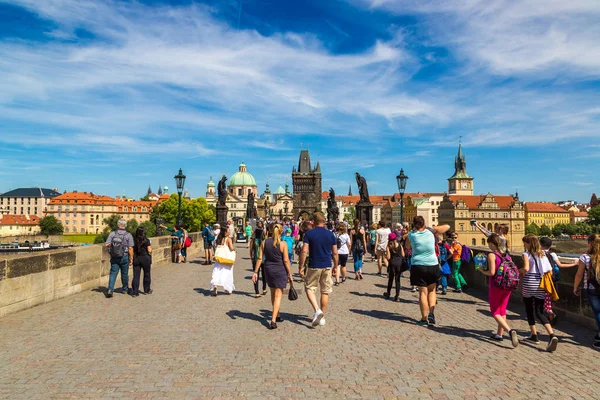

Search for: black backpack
xmin=109 ymin=231 xmax=127 ymax=258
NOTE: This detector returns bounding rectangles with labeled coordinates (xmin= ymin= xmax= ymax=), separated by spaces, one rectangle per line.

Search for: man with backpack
xmin=202 ymin=222 xmax=215 ymax=265
xmin=104 ymin=218 xmax=134 ymax=298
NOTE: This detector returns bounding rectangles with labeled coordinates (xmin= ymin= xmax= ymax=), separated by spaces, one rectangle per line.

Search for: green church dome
xmin=229 ymin=162 xmax=257 ymax=187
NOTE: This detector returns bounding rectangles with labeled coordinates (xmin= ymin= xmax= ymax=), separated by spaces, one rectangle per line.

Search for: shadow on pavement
xmin=436 ymin=296 xmax=480 ymax=305
xmin=430 ymin=326 xmax=511 ymax=349
xmin=226 ymin=310 xmax=268 ymax=327
xmin=349 ymin=308 xmax=420 ymax=324
xmin=349 ymin=291 xmax=415 ymax=304
xmin=259 ymin=309 xmax=312 ymax=328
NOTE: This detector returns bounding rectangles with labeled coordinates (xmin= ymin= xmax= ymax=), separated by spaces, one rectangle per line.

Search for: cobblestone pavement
xmin=1 ymin=246 xmax=599 ymax=399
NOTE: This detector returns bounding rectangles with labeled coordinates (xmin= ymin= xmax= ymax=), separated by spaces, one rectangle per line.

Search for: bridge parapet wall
xmin=0 ymin=232 xmax=202 ymax=318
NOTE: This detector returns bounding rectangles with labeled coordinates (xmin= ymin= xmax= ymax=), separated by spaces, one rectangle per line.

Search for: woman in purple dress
xmin=252 ymin=224 xmax=293 ymax=330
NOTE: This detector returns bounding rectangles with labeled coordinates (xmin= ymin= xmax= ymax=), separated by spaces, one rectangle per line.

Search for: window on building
xmin=81 ymin=220 xmax=85 ymax=225
xmin=459 ymin=223 xmax=464 ymax=231
xmin=81 ymin=228 xmax=85 ymax=233
xmin=472 ymin=238 xmax=476 ymax=246
xmin=64 ymin=227 xmax=68 ymax=232
xmin=65 ymin=220 xmax=69 ymax=225
xmin=73 ymin=221 xmax=76 ymax=225
xmin=482 ymin=238 xmax=486 ymax=245
xmin=238 ymin=188 xmax=243 ymax=196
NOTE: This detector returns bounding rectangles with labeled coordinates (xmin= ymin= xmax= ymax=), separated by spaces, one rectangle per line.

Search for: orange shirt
xmin=451 ymin=242 xmax=462 ymax=262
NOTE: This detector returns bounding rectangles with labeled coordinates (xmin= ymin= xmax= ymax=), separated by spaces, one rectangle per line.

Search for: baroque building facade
xmin=525 ymin=202 xmax=570 ymax=228
xmin=438 ymin=145 xmax=525 ymax=251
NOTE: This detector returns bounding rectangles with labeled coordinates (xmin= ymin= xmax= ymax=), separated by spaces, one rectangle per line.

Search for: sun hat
xmin=388 ymin=232 xmax=397 ymax=241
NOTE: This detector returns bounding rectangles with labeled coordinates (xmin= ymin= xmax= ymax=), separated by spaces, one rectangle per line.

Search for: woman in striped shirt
xmin=520 ymin=234 xmax=558 ymax=352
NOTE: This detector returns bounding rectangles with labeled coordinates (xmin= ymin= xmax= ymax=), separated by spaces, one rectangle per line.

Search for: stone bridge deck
xmin=1 ymin=246 xmax=599 ymax=399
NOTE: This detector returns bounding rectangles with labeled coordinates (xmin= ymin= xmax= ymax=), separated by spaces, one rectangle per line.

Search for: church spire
xmin=348 ymin=184 xmax=352 ymax=196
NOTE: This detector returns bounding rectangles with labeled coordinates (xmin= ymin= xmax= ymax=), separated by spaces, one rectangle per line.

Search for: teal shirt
xmin=282 ymin=235 xmax=294 ymax=255
xmin=408 ymin=229 xmax=438 ymax=266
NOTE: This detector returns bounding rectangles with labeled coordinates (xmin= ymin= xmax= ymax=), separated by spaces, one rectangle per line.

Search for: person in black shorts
xmin=405 ymin=216 xmax=449 ymax=327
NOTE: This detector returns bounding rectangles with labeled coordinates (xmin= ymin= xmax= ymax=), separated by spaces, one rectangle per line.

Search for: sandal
xmin=211 ymin=288 xmax=218 ymax=297
xmin=254 ymin=294 xmax=261 ymax=298
xmin=262 ymin=290 xmax=268 ymax=295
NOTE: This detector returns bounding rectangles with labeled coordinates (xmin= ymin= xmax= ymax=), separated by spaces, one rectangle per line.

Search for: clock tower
xmin=448 ymin=143 xmax=474 ymax=195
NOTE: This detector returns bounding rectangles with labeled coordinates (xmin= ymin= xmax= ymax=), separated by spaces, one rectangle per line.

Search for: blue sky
xmin=1 ymin=0 xmax=599 ymax=202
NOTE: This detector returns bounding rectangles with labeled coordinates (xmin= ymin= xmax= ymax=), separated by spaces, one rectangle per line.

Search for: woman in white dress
xmin=211 ymin=225 xmax=236 ymax=296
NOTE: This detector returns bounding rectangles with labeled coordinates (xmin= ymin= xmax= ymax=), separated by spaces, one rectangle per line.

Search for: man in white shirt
xmin=374 ymin=221 xmax=391 ymax=276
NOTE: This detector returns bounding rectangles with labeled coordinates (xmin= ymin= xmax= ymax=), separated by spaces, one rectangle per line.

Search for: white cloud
xmin=0 ymin=0 xmax=456 ymax=153
xmin=351 ymin=0 xmax=600 ymax=76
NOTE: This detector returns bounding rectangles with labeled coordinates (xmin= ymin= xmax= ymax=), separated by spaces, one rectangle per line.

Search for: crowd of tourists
xmin=103 ymin=213 xmax=600 ymax=351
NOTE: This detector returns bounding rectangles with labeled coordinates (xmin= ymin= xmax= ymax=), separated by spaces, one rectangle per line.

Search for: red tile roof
xmin=48 ymin=191 xmax=115 ymax=205
xmin=0 ymin=214 xmax=40 ymax=226
xmin=448 ymin=195 xmax=517 ymax=209
xmin=571 ymin=211 xmax=589 ymax=217
xmin=525 ymin=202 xmax=569 ymax=213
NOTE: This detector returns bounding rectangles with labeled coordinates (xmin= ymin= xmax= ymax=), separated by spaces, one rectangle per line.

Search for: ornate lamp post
xmin=174 ymin=168 xmax=186 ymax=226
xmin=396 ymin=169 xmax=408 ymax=225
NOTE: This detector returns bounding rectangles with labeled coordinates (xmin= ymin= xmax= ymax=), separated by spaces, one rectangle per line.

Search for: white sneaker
xmin=312 ymin=310 xmax=324 ymax=326
xmin=319 ymin=317 xmax=326 ymax=326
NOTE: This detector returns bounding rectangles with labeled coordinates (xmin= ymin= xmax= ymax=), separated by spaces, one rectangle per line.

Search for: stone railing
xmin=0 ymin=232 xmax=203 ymax=318
xmin=462 ymin=247 xmax=594 ymax=329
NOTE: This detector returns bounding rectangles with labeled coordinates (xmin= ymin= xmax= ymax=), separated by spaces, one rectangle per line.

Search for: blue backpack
xmin=438 ymin=243 xmax=449 ymax=263
xmin=206 ymin=227 xmax=215 ymax=242
xmin=546 ymin=250 xmax=560 ymax=281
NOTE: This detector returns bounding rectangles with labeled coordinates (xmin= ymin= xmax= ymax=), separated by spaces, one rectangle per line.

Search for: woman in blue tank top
xmin=406 ymin=216 xmax=449 ymax=327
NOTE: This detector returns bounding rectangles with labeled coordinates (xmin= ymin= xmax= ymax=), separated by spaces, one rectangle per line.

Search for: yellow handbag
xmin=214 ymin=245 xmax=236 ymax=266
xmin=540 ymin=272 xmax=559 ymax=301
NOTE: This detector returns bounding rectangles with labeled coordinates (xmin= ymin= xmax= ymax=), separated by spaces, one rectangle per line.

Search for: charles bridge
xmin=1 ymin=236 xmax=599 ymax=399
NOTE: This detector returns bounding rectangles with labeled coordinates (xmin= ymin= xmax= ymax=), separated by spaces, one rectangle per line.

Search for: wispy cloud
xmin=352 ymin=0 xmax=600 ymax=76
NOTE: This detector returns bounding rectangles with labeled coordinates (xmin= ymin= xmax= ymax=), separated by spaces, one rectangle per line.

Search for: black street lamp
xmin=174 ymin=168 xmax=186 ymax=226
xmin=396 ymin=169 xmax=408 ymax=225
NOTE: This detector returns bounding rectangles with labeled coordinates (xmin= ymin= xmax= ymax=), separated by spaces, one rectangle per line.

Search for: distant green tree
xmin=140 ymin=195 xmax=151 ymax=201
xmin=589 ymin=206 xmax=600 ymax=226
xmin=150 ymin=194 xmax=179 ymax=227
xmin=575 ymin=222 xmax=593 ymax=236
xmin=182 ymin=197 xmax=215 ymax=232
xmin=139 ymin=220 xmax=157 ymax=237
xmin=103 ymin=214 xmax=121 ymax=231
xmin=39 ymin=215 xmax=64 ymax=235
xmin=525 ymin=223 xmax=540 ymax=236
xmin=126 ymin=219 xmax=139 ymax=235
xmin=93 ymin=233 xmax=107 ymax=244
xmin=151 ymin=195 xmax=215 ymax=231
xmin=563 ymin=223 xmax=578 ymax=236
xmin=552 ymin=223 xmax=565 ymax=237
xmin=344 ymin=206 xmax=356 ymax=223
xmin=539 ymin=224 xmax=552 ymax=237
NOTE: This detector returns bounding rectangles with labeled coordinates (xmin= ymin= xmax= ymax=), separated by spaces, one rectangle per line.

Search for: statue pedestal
xmin=216 ymin=205 xmax=229 ymax=227
xmin=355 ymin=202 xmax=373 ymax=227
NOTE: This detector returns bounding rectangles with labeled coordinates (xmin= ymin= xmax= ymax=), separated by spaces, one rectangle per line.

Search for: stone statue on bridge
xmin=246 ymin=192 xmax=257 ymax=219
xmin=327 ymin=188 xmax=339 ymax=222
xmin=217 ymin=175 xmax=228 ymax=207
xmin=355 ymin=172 xmax=370 ymax=204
